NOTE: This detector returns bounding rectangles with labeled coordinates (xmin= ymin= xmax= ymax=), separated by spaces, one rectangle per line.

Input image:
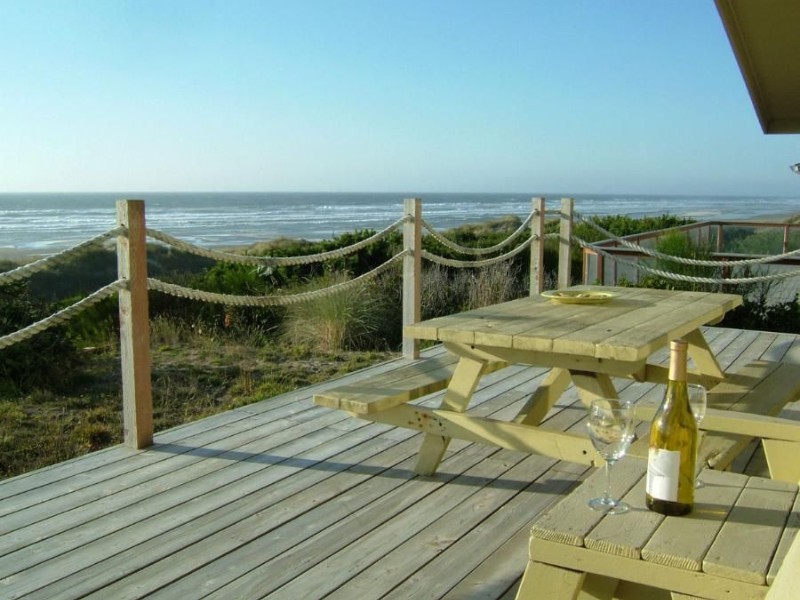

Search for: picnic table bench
xmin=313 ymin=353 xmax=503 ymax=416
xmin=316 ymin=353 xmax=800 ymax=483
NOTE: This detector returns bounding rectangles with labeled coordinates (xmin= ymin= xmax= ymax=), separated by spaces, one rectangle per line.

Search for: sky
xmin=1 ymin=1 xmax=798 ymax=196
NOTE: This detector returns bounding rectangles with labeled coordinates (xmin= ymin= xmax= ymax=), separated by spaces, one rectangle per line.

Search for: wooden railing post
xmin=530 ymin=197 xmax=545 ymax=295
xmin=402 ymin=198 xmax=422 ymax=359
xmin=558 ymin=197 xmax=574 ymax=289
xmin=117 ymin=199 xmax=153 ymax=449
xmin=783 ymin=224 xmax=790 ymax=254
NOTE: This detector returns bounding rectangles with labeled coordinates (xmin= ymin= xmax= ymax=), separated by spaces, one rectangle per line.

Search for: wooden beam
xmin=530 ymin=197 xmax=545 ymax=295
xmin=402 ymin=198 xmax=422 ymax=359
xmin=558 ymin=197 xmax=574 ymax=289
xmin=116 ymin=199 xmax=153 ymax=449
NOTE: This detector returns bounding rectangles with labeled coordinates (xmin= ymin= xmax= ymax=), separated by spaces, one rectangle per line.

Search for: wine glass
xmin=585 ymin=398 xmax=635 ymax=514
xmin=688 ymin=384 xmax=707 ymax=487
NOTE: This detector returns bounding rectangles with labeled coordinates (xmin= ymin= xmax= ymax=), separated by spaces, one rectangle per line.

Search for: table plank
xmin=408 ymin=297 xmax=537 ymax=346
xmin=703 ymin=476 xmax=797 ymax=585
xmin=641 ymin=469 xmax=746 ymax=571
xmin=551 ymin=289 xmax=691 ymax=359
xmin=528 ymin=538 xmax=768 ymax=600
xmin=509 ymin=302 xmax=636 ymax=353
xmin=595 ymin=293 xmax=740 ymax=361
xmin=768 ymin=490 xmax=800 ymax=585
xmin=530 ymin=460 xmax=644 ymax=546
xmin=584 ymin=477 xmax=663 ymax=559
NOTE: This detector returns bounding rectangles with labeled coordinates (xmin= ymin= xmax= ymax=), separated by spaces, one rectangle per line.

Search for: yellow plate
xmin=541 ymin=290 xmax=616 ymax=305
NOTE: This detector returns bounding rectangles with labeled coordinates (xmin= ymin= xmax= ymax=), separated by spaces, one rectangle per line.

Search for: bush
xmin=0 ymin=281 xmax=83 ymax=394
xmin=421 ymin=264 xmax=472 ymax=319
xmin=282 ymin=272 xmax=388 ymax=352
xmin=468 ymin=261 xmax=527 ymax=309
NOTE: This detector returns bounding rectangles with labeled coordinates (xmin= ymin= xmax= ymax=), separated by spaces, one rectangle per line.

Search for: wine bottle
xmin=646 ymin=339 xmax=697 ymax=516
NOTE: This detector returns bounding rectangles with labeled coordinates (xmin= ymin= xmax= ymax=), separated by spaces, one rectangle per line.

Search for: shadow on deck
xmin=2 ymin=326 xmax=799 ymax=599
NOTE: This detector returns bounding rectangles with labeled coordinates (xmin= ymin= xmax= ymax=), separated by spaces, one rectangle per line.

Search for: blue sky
xmin=1 ymin=1 xmax=798 ymax=196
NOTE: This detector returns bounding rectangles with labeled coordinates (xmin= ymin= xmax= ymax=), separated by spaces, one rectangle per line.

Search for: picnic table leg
xmin=414 ymin=356 xmax=487 ymax=476
xmin=514 ymin=367 xmax=571 ymax=425
xmin=762 ymin=439 xmax=800 ymax=484
xmin=683 ymin=328 xmax=725 ymax=381
xmin=515 ymin=560 xmax=585 ymax=599
xmin=640 ymin=329 xmax=724 ymax=389
xmin=568 ymin=371 xmax=619 ymax=406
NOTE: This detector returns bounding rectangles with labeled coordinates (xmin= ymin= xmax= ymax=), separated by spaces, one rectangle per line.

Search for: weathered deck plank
xmin=0 ymin=326 xmax=793 ymax=600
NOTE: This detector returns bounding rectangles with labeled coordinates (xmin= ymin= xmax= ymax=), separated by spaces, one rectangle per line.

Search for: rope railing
xmin=421 ymin=236 xmax=533 ymax=268
xmin=147 ymin=250 xmax=408 ymax=307
xmin=0 ymin=280 xmax=126 ymax=350
xmin=421 ymin=211 xmax=535 ymax=256
xmin=146 ymin=215 xmax=407 ymax=267
xmin=0 ymin=227 xmax=124 ymax=285
xmin=7 ymin=203 xmax=798 ymax=354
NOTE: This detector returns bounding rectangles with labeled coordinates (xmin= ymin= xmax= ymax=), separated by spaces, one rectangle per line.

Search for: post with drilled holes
xmin=530 ymin=197 xmax=546 ymax=294
xmin=117 ymin=199 xmax=153 ymax=449
xmin=558 ymin=197 xmax=574 ymax=289
xmin=403 ymin=198 xmax=422 ymax=359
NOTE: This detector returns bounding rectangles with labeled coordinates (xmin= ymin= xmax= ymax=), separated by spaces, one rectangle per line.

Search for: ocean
xmin=1 ymin=192 xmax=798 ymax=256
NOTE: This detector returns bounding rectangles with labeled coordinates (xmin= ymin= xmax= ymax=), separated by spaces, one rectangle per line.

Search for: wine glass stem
xmin=603 ymin=460 xmax=614 ymax=503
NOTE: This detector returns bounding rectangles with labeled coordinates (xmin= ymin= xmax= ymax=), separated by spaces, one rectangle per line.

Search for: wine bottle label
xmin=647 ymin=448 xmax=680 ymax=501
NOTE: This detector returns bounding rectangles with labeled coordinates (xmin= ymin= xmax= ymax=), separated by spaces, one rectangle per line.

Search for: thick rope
xmin=421 ymin=237 xmax=532 ymax=268
xmin=147 ymin=251 xmax=407 ymax=307
xmin=0 ymin=280 xmax=126 ymax=350
xmin=146 ymin=216 xmax=407 ymax=267
xmin=0 ymin=227 xmax=124 ymax=285
xmin=421 ymin=211 xmax=534 ymax=256
xmin=575 ymin=236 xmax=800 ymax=285
xmin=575 ymin=212 xmax=800 ymax=267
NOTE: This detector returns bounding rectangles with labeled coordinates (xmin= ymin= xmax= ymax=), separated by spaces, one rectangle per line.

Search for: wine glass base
xmin=587 ymin=497 xmax=629 ymax=515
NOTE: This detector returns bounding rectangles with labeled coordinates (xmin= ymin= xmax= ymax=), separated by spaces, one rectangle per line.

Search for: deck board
xmin=0 ymin=326 xmax=794 ymax=600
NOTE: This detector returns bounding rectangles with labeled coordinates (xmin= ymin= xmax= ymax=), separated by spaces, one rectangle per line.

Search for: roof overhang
xmin=715 ymin=0 xmax=800 ymax=134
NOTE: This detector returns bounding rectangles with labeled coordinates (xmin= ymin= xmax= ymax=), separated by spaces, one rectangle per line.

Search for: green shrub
xmin=0 ymin=281 xmax=83 ymax=394
xmin=282 ymin=273 xmax=387 ymax=352
xmin=468 ymin=261 xmax=527 ymax=309
xmin=421 ymin=263 xmax=472 ymax=319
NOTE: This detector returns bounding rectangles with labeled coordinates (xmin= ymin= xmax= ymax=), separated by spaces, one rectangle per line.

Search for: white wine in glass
xmin=586 ymin=399 xmax=635 ymax=514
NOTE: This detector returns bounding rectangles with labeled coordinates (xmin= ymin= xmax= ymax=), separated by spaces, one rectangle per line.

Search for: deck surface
xmin=2 ymin=326 xmax=800 ymax=600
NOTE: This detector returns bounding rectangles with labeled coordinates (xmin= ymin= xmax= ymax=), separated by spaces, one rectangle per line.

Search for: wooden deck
xmin=2 ymin=326 xmax=800 ymax=600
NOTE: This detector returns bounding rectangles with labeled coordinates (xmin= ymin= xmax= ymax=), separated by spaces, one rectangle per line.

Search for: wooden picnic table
xmin=516 ymin=458 xmax=800 ymax=599
xmin=398 ymin=286 xmax=742 ymax=475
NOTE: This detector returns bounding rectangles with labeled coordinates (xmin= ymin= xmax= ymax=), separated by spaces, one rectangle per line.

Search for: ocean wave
xmin=0 ymin=192 xmax=797 ymax=253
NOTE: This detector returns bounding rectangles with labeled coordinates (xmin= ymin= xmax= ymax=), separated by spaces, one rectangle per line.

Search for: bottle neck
xmin=668 ymin=340 xmax=688 ymax=383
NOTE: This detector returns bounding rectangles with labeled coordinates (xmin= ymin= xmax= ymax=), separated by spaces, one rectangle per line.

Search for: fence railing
xmin=3 ymin=197 xmax=800 ymax=450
